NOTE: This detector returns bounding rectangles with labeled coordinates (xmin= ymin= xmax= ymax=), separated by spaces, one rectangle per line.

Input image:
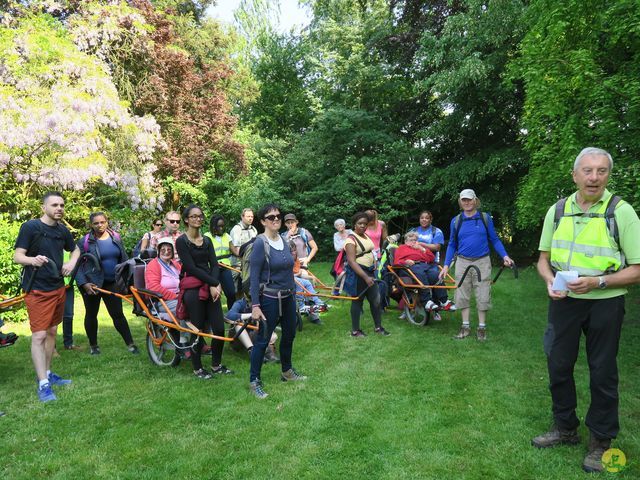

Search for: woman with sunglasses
xmin=139 ymin=218 xmax=164 ymax=252
xmin=249 ymin=204 xmax=306 ymax=399
xmin=175 ymin=205 xmax=231 ymax=379
xmin=75 ymin=212 xmax=138 ymax=355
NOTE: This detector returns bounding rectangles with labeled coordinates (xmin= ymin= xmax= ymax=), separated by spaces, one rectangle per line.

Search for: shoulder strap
xmin=553 ymin=197 xmax=568 ymax=233
xmin=83 ymin=233 xmax=90 ymax=253
xmin=258 ymin=233 xmax=271 ymax=263
xmin=453 ymin=213 xmax=463 ymax=248
xmin=26 ymin=220 xmax=45 ymax=257
xmin=605 ymin=195 xmax=622 ymax=244
xmin=349 ymin=234 xmax=367 ymax=258
xmin=431 ymin=225 xmax=436 ymax=237
xmin=454 ymin=212 xmax=491 ymax=246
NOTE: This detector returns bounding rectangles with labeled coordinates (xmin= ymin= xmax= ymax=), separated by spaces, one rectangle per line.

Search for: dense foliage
xmin=1 ymin=0 xmax=639 ymax=264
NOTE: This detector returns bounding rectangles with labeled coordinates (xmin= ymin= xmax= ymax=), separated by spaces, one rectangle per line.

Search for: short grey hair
xmin=334 ymin=218 xmax=346 ymax=228
xmin=404 ymin=231 xmax=419 ymax=243
xmin=574 ymin=147 xmax=613 ymax=171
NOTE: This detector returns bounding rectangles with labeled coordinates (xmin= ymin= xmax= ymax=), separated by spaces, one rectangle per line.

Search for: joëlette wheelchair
xmin=70 ymin=252 xmax=257 ymax=367
xmin=388 ymin=257 xmax=517 ymax=326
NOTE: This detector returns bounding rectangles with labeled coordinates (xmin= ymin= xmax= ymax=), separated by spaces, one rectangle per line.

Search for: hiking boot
xmin=351 ymin=329 xmax=366 ymax=337
xmin=453 ymin=325 xmax=471 ymax=339
xmin=281 ymin=368 xmax=307 ymax=382
xmin=582 ymin=434 xmax=611 ymax=473
xmin=48 ymin=372 xmax=72 ymax=386
xmin=440 ymin=300 xmax=457 ymax=311
xmin=127 ymin=344 xmax=140 ymax=355
xmin=477 ymin=327 xmax=487 ymax=342
xmin=531 ymin=424 xmax=580 ymax=448
xmin=374 ymin=327 xmax=390 ymax=336
xmin=424 ymin=300 xmax=438 ymax=311
xmin=37 ymin=383 xmax=57 ymax=403
xmin=89 ymin=345 xmax=101 ymax=355
xmin=250 ymin=379 xmax=268 ymax=399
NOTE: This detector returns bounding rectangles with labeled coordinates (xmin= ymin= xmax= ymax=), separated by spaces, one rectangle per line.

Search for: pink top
xmin=366 ymin=222 xmax=384 ymax=258
xmin=144 ymin=258 xmax=181 ymax=301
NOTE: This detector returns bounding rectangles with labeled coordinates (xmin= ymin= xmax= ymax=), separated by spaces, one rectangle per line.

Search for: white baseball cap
xmin=459 ymin=189 xmax=476 ymax=200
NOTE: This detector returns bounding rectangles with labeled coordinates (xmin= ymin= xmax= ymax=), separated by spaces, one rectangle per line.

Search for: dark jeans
xmin=182 ymin=288 xmax=225 ymax=371
xmin=544 ymin=295 xmax=625 ymax=439
xmin=62 ymin=287 xmax=75 ymax=347
xmin=408 ymin=263 xmax=447 ymax=305
xmin=250 ymin=294 xmax=296 ymax=382
xmin=351 ymin=270 xmax=382 ymax=332
xmin=83 ymin=281 xmax=134 ymax=347
xmin=219 ymin=267 xmax=236 ymax=311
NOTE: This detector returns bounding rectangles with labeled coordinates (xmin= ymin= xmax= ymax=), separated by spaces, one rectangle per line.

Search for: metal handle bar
xmin=492 ymin=263 xmax=519 ymax=284
xmin=457 ymin=265 xmax=481 ymax=287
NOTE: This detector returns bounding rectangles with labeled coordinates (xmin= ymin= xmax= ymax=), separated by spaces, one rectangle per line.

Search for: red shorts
xmin=24 ymin=287 xmax=66 ymax=333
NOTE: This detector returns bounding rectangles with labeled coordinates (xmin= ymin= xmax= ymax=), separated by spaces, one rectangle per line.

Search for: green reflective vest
xmin=550 ymin=197 xmax=623 ymax=276
xmin=205 ymin=232 xmax=232 ymax=266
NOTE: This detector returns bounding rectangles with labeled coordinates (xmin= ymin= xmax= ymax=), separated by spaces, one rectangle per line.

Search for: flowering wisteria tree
xmin=0 ymin=13 xmax=164 ymax=217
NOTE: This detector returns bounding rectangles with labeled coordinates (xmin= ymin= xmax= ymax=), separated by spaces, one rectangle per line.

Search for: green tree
xmin=511 ymin=0 xmax=640 ymax=228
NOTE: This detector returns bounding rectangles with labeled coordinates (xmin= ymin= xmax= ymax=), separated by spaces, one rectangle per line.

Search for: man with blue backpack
xmin=439 ymin=189 xmax=514 ymax=341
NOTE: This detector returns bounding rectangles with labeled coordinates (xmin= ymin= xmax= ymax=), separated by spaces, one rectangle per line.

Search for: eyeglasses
xmin=188 ymin=214 xmax=205 ymax=220
xmin=154 ymin=223 xmax=163 ymax=227
xmin=167 ymin=219 xmax=180 ymax=224
xmin=264 ymin=214 xmax=281 ymax=222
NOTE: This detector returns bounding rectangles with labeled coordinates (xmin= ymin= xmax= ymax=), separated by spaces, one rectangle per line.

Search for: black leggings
xmin=350 ymin=271 xmax=382 ymax=331
xmin=83 ymin=281 xmax=134 ymax=347
xmin=182 ymin=288 xmax=225 ymax=370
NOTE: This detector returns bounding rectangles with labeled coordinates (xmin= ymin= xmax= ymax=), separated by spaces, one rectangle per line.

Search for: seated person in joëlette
xmin=393 ymin=231 xmax=456 ymax=313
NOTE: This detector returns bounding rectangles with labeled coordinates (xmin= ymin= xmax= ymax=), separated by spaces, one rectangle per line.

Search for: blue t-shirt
xmin=411 ymin=225 xmax=445 ymax=263
xmin=97 ymin=238 xmax=122 ymax=282
xmin=443 ymin=212 xmax=508 ymax=266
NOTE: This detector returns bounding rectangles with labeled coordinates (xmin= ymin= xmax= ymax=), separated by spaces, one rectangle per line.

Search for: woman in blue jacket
xmin=249 ymin=204 xmax=306 ymax=399
xmin=439 ymin=189 xmax=513 ymax=341
xmin=75 ymin=212 xmax=138 ymax=355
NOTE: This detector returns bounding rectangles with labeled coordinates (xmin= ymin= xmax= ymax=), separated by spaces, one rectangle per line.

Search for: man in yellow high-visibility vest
xmin=532 ymin=147 xmax=640 ymax=473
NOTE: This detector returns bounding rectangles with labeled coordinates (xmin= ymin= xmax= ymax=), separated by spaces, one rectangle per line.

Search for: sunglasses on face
xmin=264 ymin=214 xmax=281 ymax=222
xmin=154 ymin=223 xmax=163 ymax=227
xmin=167 ymin=219 xmax=180 ymax=224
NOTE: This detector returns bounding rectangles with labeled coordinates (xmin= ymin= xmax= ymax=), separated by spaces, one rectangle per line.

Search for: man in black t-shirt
xmin=13 ymin=191 xmax=80 ymax=403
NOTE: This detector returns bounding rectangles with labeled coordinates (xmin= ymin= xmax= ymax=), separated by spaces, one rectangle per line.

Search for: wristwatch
xmin=598 ymin=276 xmax=607 ymax=289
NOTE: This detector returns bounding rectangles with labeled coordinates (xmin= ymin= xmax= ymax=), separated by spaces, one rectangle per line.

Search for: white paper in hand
xmin=551 ymin=271 xmax=579 ymax=291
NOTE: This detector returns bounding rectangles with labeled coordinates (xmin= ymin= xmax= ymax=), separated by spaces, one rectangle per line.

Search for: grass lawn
xmin=1 ymin=263 xmax=639 ymax=479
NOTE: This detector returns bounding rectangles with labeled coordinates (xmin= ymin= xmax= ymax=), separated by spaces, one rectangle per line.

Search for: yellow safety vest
xmin=550 ymin=197 xmax=623 ymax=276
xmin=205 ymin=232 xmax=232 ymax=266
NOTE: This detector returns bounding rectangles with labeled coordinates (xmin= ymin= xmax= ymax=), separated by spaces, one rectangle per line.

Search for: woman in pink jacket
xmin=144 ymin=237 xmax=181 ymax=313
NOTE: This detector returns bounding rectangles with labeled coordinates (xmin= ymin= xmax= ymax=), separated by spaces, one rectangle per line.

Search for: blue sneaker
xmin=48 ymin=372 xmax=72 ymax=386
xmin=37 ymin=383 xmax=57 ymax=403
